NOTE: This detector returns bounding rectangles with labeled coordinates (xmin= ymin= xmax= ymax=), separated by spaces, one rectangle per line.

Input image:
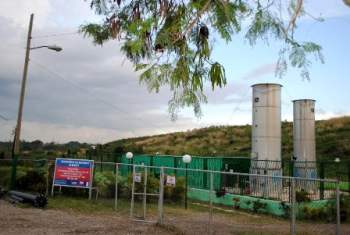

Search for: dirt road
xmin=0 ymin=200 xmax=349 ymax=235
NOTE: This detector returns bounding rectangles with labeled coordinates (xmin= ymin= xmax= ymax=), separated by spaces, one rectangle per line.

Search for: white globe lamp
xmin=182 ymin=154 xmax=192 ymax=164
xmin=126 ymin=152 xmax=133 ymax=159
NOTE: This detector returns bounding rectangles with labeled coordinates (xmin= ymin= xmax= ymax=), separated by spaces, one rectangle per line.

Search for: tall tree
xmin=81 ymin=0 xmax=324 ymax=119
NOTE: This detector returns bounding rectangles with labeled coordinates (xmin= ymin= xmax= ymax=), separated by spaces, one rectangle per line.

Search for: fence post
xmin=114 ymin=163 xmax=119 ymax=211
xmin=209 ymin=171 xmax=214 ymax=235
xmin=130 ymin=164 xmax=135 ymax=218
xmin=291 ymin=177 xmax=296 ymax=235
xmin=348 ymin=162 xmax=350 ymax=193
xmin=320 ymin=162 xmax=325 ymax=200
xmin=336 ymin=180 xmax=340 ymax=235
xmin=158 ymin=167 xmax=164 ymax=224
xmin=143 ymin=166 xmax=148 ymax=219
xmin=46 ymin=160 xmax=50 ymax=196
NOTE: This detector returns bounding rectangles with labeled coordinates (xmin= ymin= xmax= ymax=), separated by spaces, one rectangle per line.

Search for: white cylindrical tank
xmin=250 ymin=83 xmax=283 ymax=199
xmin=293 ymin=99 xmax=316 ymax=162
xmin=251 ymin=83 xmax=282 ymax=161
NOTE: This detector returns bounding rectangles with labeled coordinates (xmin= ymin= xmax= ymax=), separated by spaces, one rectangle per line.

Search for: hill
xmin=106 ymin=116 xmax=350 ymax=161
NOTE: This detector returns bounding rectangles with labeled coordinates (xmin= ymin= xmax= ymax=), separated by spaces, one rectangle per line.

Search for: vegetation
xmin=81 ymin=0 xmax=324 ymax=118
xmin=1 ymin=116 xmax=349 ymax=163
xmin=93 ymin=171 xmax=185 ymax=202
xmin=295 ymin=190 xmax=310 ymax=203
xmin=299 ymin=195 xmax=350 ymax=222
xmin=103 ymin=116 xmax=350 ymax=161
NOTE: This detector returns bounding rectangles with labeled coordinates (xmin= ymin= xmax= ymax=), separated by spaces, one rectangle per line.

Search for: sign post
xmin=51 ymin=158 xmax=94 ymax=199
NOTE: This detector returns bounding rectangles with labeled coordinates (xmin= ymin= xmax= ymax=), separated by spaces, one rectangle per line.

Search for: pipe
xmin=8 ymin=190 xmax=48 ymax=208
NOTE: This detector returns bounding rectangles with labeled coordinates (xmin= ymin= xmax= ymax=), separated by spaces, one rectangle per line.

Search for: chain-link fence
xmin=0 ymin=158 xmax=348 ymax=234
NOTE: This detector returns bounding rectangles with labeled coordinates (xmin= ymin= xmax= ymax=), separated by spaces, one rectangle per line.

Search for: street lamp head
xmin=126 ymin=152 xmax=133 ymax=159
xmin=47 ymin=45 xmax=62 ymax=52
xmin=334 ymin=157 xmax=341 ymax=163
xmin=182 ymin=154 xmax=192 ymax=164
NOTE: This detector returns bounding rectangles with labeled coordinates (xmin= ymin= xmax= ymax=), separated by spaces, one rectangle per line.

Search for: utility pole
xmin=10 ymin=14 xmax=34 ymax=189
xmin=14 ymin=13 xmax=34 ymax=154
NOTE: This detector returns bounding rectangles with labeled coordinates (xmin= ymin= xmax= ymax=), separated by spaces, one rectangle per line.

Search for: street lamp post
xmin=10 ymin=13 xmax=62 ymax=189
xmin=126 ymin=152 xmax=133 ymax=173
xmin=335 ymin=158 xmax=341 ymax=180
xmin=182 ymin=154 xmax=192 ymax=209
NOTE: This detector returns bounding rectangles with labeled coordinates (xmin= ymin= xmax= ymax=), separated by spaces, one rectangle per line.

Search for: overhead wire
xmin=31 ymin=31 xmax=80 ymax=39
xmin=0 ymin=114 xmax=9 ymax=121
xmin=30 ymin=59 xmax=166 ymax=135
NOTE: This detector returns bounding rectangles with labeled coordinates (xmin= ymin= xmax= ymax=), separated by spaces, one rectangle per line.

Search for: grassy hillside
xmin=106 ymin=116 xmax=350 ymax=161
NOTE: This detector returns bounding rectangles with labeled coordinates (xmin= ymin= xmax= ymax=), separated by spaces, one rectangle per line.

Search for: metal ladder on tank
xmin=130 ymin=164 xmax=164 ymax=224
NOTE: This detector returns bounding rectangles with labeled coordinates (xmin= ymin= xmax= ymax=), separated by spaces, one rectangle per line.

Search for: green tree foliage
xmin=81 ymin=0 xmax=323 ymax=118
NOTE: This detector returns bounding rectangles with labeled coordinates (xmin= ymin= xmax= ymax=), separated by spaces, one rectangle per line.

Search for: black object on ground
xmin=8 ymin=191 xmax=47 ymax=208
xmin=0 ymin=187 xmax=6 ymax=198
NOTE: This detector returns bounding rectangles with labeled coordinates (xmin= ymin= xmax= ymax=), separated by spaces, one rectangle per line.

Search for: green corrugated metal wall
xmin=118 ymin=154 xmax=250 ymax=190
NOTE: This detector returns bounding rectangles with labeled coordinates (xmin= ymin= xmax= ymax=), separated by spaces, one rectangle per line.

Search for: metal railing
xmin=0 ymin=159 xmax=343 ymax=234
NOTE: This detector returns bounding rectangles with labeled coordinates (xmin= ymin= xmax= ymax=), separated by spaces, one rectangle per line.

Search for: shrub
xmin=252 ymin=199 xmax=267 ymax=213
xmin=16 ymin=170 xmax=46 ymax=193
xmin=300 ymin=195 xmax=350 ymax=222
xmin=233 ymin=197 xmax=240 ymax=209
xmin=94 ymin=171 xmax=116 ymax=197
xmin=280 ymin=201 xmax=290 ymax=218
xmin=296 ymin=190 xmax=310 ymax=202
xmin=164 ymin=176 xmax=185 ymax=202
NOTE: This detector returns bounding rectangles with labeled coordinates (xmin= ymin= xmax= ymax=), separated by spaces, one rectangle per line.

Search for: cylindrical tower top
xmin=293 ymin=99 xmax=316 ymax=162
xmin=251 ymin=83 xmax=282 ymax=162
xmin=251 ymin=83 xmax=283 ymax=88
xmin=293 ymin=99 xmax=316 ymax=103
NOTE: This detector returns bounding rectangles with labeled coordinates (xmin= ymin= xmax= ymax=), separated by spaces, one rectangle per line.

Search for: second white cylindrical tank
xmin=251 ymin=83 xmax=282 ymax=161
xmin=293 ymin=99 xmax=316 ymax=162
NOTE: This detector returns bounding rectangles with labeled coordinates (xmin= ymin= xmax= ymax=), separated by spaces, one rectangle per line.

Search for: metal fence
xmin=0 ymin=159 xmax=346 ymax=234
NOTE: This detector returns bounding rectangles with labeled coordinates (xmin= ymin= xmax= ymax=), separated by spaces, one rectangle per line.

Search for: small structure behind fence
xmin=0 ymin=158 xmax=345 ymax=234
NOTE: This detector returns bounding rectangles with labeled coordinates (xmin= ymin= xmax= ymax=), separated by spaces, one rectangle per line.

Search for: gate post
xmin=158 ymin=167 xmax=164 ymax=224
xmin=291 ymin=178 xmax=296 ymax=235
xmin=130 ymin=164 xmax=135 ymax=218
xmin=209 ymin=171 xmax=214 ymax=234
xmin=114 ymin=163 xmax=119 ymax=211
xmin=336 ymin=180 xmax=340 ymax=235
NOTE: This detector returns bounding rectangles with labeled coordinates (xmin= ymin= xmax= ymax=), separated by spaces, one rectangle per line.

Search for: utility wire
xmin=0 ymin=114 xmax=9 ymax=121
xmin=32 ymin=31 xmax=79 ymax=39
xmin=30 ymin=59 xmax=164 ymax=133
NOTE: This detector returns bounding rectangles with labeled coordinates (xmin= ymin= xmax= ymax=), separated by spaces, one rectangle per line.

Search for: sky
xmin=0 ymin=0 xmax=349 ymax=144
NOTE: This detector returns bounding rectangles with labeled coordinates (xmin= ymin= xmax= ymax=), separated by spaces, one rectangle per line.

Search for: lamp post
xmin=334 ymin=157 xmax=341 ymax=234
xmin=126 ymin=152 xmax=133 ymax=173
xmin=10 ymin=13 xmax=62 ymax=190
xmin=91 ymin=145 xmax=96 ymax=160
xmin=335 ymin=158 xmax=341 ymax=181
xmin=182 ymin=154 xmax=192 ymax=209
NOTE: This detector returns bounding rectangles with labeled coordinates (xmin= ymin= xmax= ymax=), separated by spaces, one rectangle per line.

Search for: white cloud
xmin=0 ymin=0 xmax=50 ymax=28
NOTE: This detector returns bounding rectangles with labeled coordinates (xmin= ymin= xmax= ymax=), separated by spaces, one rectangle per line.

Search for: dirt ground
xmin=0 ymin=200 xmax=349 ymax=235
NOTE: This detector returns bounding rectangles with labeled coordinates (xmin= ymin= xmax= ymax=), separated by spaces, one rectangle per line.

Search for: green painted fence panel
xmin=206 ymin=158 xmax=222 ymax=190
xmin=153 ymin=155 xmax=175 ymax=174
xmin=175 ymin=157 xmax=204 ymax=189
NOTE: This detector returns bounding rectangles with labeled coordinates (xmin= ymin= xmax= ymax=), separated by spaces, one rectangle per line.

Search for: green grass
xmin=324 ymin=181 xmax=350 ymax=192
xmin=48 ymin=196 xmax=120 ymax=214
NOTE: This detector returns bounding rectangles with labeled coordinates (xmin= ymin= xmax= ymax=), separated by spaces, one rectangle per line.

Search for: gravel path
xmin=0 ymin=200 xmax=349 ymax=235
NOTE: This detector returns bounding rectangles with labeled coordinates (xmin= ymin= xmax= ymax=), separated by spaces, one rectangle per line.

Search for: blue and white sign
xmin=53 ymin=158 xmax=94 ymax=188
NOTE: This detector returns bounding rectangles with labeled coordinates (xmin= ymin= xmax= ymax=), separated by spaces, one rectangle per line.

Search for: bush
xmin=233 ymin=197 xmax=240 ymax=209
xmin=16 ymin=170 xmax=46 ymax=193
xmin=94 ymin=171 xmax=116 ymax=197
xmin=296 ymin=190 xmax=310 ymax=202
xmin=280 ymin=201 xmax=290 ymax=218
xmin=252 ymin=199 xmax=267 ymax=213
xmin=300 ymin=195 xmax=350 ymax=222
xmin=164 ymin=176 xmax=185 ymax=202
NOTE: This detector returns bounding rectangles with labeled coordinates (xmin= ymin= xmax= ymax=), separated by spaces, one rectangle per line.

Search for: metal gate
xmin=115 ymin=164 xmax=164 ymax=224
